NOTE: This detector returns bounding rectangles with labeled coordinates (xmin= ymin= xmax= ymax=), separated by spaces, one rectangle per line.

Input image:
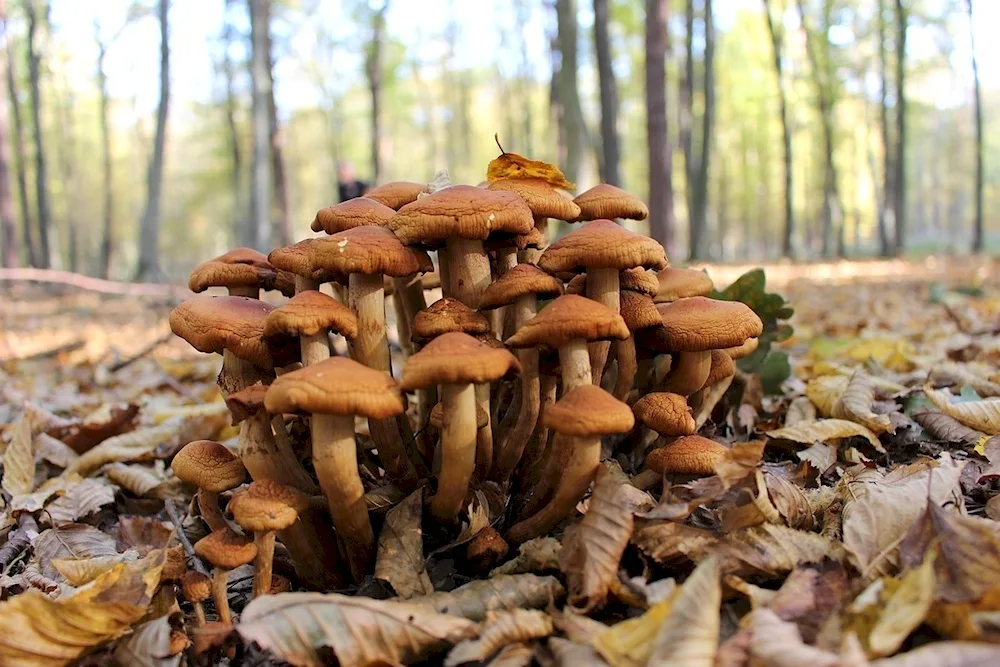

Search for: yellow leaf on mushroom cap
xmin=486 ymin=137 xmax=575 ymax=190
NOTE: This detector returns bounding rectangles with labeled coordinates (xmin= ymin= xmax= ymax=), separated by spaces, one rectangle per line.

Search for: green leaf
xmin=756 ymin=351 xmax=792 ymax=395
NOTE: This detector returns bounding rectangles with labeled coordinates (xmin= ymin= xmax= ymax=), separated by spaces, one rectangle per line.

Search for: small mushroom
xmin=654 ymin=267 xmax=714 ymax=304
xmin=466 ymin=527 xmax=509 ymax=572
xmin=264 ymin=290 xmax=358 ymax=367
xmin=311 ymin=197 xmax=396 ymax=234
xmin=364 ymin=180 xmax=429 ymax=209
xmin=171 ymin=440 xmax=245 ymax=532
xmin=487 ymin=177 xmax=582 ymax=269
xmin=645 ymin=435 xmax=729 ymax=477
xmin=188 ymin=247 xmax=295 ymax=298
xmin=725 ymin=337 xmax=760 ymax=360
xmin=161 ymin=545 xmax=188 ymax=585
xmin=193 ymin=528 xmax=257 ymax=625
xmin=412 ymin=297 xmax=491 ymax=345
xmin=572 ymin=183 xmax=649 ymax=222
xmin=228 ymin=480 xmax=309 ymax=598
xmin=181 ymin=571 xmax=212 ymax=627
xmin=633 ymin=392 xmax=697 ymax=437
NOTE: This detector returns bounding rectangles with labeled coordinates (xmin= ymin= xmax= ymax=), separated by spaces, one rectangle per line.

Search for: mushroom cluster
xmin=168 ymin=157 xmax=763 ymax=595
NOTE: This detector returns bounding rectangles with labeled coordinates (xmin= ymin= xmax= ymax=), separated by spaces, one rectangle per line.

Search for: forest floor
xmin=0 ymin=256 xmax=999 ymax=666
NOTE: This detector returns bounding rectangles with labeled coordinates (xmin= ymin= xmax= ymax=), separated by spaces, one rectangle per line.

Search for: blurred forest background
xmin=0 ymin=0 xmax=991 ymax=281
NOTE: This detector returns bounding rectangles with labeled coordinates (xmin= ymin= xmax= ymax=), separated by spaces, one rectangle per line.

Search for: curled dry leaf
xmin=2 ymin=412 xmax=35 ymax=497
xmin=34 ymin=433 xmax=79 ymax=468
xmin=548 ymin=637 xmax=609 ymax=667
xmin=491 ymin=537 xmax=562 ymax=577
xmin=51 ymin=550 xmax=139 ymax=587
xmin=9 ymin=472 xmax=82 ymax=513
xmin=559 ymin=466 xmax=634 ymax=613
xmin=646 ymin=557 xmax=721 ymax=667
xmin=869 ymin=641 xmax=1000 ymax=666
xmin=445 ymin=609 xmax=553 ymax=666
xmin=105 ymin=462 xmax=176 ymax=499
xmin=593 ymin=596 xmax=674 ymax=667
xmin=112 ymin=614 xmax=182 ymax=667
xmin=767 ymin=419 xmax=885 ymax=453
xmin=923 ymin=387 xmax=1000 ymax=435
xmin=786 ymin=396 xmax=818 ymax=426
xmin=236 ymin=592 xmax=478 ymax=667
xmin=832 ymin=370 xmax=895 ymax=435
xmin=806 ymin=375 xmax=850 ymax=416
xmin=116 ymin=516 xmax=174 ymax=555
xmin=52 ymin=402 xmax=140 ymax=454
xmin=411 ymin=574 xmax=565 ymax=622
xmin=911 ymin=409 xmax=987 ymax=444
xmin=486 ymin=142 xmax=575 ymax=189
xmin=797 ymin=442 xmax=837 ymax=473
xmin=747 ymin=609 xmax=844 ymax=667
xmin=930 ymin=362 xmax=1000 ymax=398
xmin=365 ymin=482 xmax=409 ymax=513
xmin=33 ymin=524 xmax=120 ymax=582
xmin=43 ymin=477 xmax=118 ymax=525
xmin=487 ymin=642 xmax=536 ymax=667
xmin=375 ymin=488 xmax=433 ymax=599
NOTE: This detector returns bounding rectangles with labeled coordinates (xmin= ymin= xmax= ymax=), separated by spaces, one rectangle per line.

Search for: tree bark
xmin=680 ymin=0 xmax=694 ymax=250
xmin=876 ymin=0 xmax=892 ymax=257
xmin=690 ymin=0 xmax=714 ymax=260
xmin=221 ymin=1 xmax=243 ymax=246
xmin=967 ymin=0 xmax=983 ymax=252
xmin=592 ymin=0 xmax=619 ymax=186
xmin=0 ymin=0 xmax=16 ymax=268
xmin=892 ymin=0 xmax=907 ymax=255
xmin=645 ymin=0 xmax=675 ymax=254
xmin=247 ymin=0 xmax=271 ymax=252
xmin=53 ymin=71 xmax=79 ymax=273
xmin=555 ymin=0 xmax=586 ymax=186
xmin=365 ymin=2 xmax=388 ymax=183
xmin=763 ymin=0 xmax=794 ymax=258
xmin=25 ymin=0 xmax=49 ymax=268
xmin=5 ymin=17 xmax=34 ymax=267
xmin=265 ymin=11 xmax=291 ymax=247
xmin=96 ymin=28 xmax=113 ymax=278
xmin=135 ymin=0 xmax=170 ymax=281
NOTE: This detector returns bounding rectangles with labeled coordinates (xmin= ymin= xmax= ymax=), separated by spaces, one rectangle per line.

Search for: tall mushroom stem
xmin=197 ymin=491 xmax=228 ymax=532
xmin=218 ymin=350 xmax=270 ymax=397
xmin=211 ymin=567 xmax=233 ymax=625
xmin=519 ymin=218 xmax=548 ymax=264
xmin=252 ymin=531 xmax=275 ymax=598
xmin=612 ymin=337 xmax=638 ymax=402
xmin=391 ymin=274 xmax=426 ymax=359
xmin=586 ymin=268 xmax=620 ymax=384
xmin=348 ymin=272 xmax=419 ymax=488
xmin=494 ymin=247 xmax=518 ymax=339
xmin=559 ymin=339 xmax=592 ymax=393
xmin=660 ymin=350 xmax=712 ymax=396
xmin=239 ymin=410 xmax=316 ymax=493
xmin=311 ymin=413 xmax=374 ymax=581
xmin=300 ymin=332 xmax=331 ymax=367
xmin=430 ymin=382 xmax=477 ymax=522
xmin=295 ymin=275 xmax=319 ymax=293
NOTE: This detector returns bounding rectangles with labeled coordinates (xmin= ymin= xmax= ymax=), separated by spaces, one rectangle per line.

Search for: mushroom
xmin=655 ymin=297 xmax=762 ymax=395
xmin=181 ymin=571 xmax=211 ymax=627
xmin=645 ymin=435 xmax=729 ymax=477
xmin=311 ymin=197 xmax=396 ymax=234
xmin=265 ymin=356 xmax=405 ymax=580
xmin=466 ymin=527 xmax=509 ymax=572
xmin=412 ymin=297 xmax=491 ymax=345
xmin=632 ymin=392 xmax=697 ymax=437
xmin=171 ymin=440 xmax=245 ymax=532
xmin=228 ymin=480 xmax=309 ymax=598
xmin=725 ymin=337 xmax=759 ymax=360
xmin=703 ymin=349 xmax=736 ymax=388
xmin=401 ymin=332 xmax=520 ymax=522
xmin=193 ymin=528 xmax=257 ymax=625
xmin=478 ymin=264 xmax=564 ymax=482
xmin=613 ymin=289 xmax=665 ymax=402
xmin=506 ymin=294 xmax=629 ymax=395
xmin=188 ymin=247 xmax=295 ymax=299
xmin=506 ymin=385 xmax=634 ymax=544
xmin=539 ymin=219 xmax=667 ymax=385
xmin=268 ymin=237 xmax=346 ymax=293
xmin=364 ymin=180 xmax=429 ymax=209
xmin=264 ymin=290 xmax=358 ymax=367
xmin=654 ymin=267 xmax=714 ymax=304
xmin=572 ymin=183 xmax=650 ymax=222
xmin=486 ymin=177 xmax=581 ymax=269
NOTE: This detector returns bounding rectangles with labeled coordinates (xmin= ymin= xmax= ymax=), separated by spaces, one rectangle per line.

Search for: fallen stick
xmin=164 ymin=499 xmax=211 ymax=577
xmin=0 ymin=268 xmax=187 ymax=298
xmin=108 ymin=330 xmax=175 ymax=373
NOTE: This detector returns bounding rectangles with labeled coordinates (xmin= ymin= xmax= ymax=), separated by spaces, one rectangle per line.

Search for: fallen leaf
xmin=51 ymin=550 xmax=139 ymax=586
xmin=491 ymin=538 xmax=562 ymax=577
xmin=786 ymin=396 xmax=819 ymax=426
xmin=797 ymin=442 xmax=837 ymax=473
xmin=33 ymin=524 xmax=120 ymax=583
xmin=2 ymin=411 xmax=35 ymax=497
xmin=930 ymin=362 xmax=1000 ymax=398
xmin=869 ymin=641 xmax=1000 ymax=666
xmin=43 ymin=477 xmax=118 ymax=525
xmin=105 ymin=462 xmax=179 ymax=500
xmin=411 ymin=574 xmax=565 ymax=622
xmin=746 ymin=609 xmax=844 ymax=667
xmin=487 ymin=642 xmax=536 ymax=667
xmin=923 ymin=386 xmax=1000 ymax=435
xmin=445 ymin=609 xmax=553 ymax=666
xmin=548 ymin=637 xmax=609 ymax=667
xmin=647 ymin=557 xmax=721 ymax=667
xmin=52 ymin=403 xmax=140 ymax=454
xmin=112 ymin=614 xmax=182 ymax=667
xmin=593 ymin=595 xmax=675 ymax=667
xmin=767 ymin=419 xmax=885 ymax=453
xmin=832 ymin=370 xmax=895 ymax=435
xmin=34 ymin=433 xmax=79 ymax=468
xmin=116 ymin=516 xmax=174 ymax=555
xmin=911 ymin=409 xmax=986 ymax=445
xmin=806 ymin=375 xmax=850 ymax=416
xmin=237 ymin=592 xmax=477 ymax=667
xmin=486 ymin=141 xmax=574 ymax=189
xmin=764 ymin=472 xmax=815 ymax=530
xmin=375 ymin=488 xmax=433 ymax=598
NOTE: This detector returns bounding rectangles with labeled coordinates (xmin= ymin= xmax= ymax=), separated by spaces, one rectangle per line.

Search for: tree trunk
xmin=680 ymin=0 xmax=694 ymax=252
xmin=25 ymin=0 xmax=50 ymax=268
xmin=763 ymin=0 xmax=794 ymax=258
xmin=96 ymin=34 xmax=113 ymax=278
xmin=592 ymin=0 xmax=619 ymax=186
xmin=966 ymin=0 xmax=982 ymax=252
xmin=247 ymin=0 xmax=271 ymax=252
xmin=5 ymin=18 xmax=34 ymax=267
xmin=892 ymin=0 xmax=907 ymax=255
xmin=366 ymin=2 xmax=388 ymax=183
xmin=689 ymin=0 xmax=714 ymax=260
xmin=264 ymin=10 xmax=291 ymax=247
xmin=645 ymin=0 xmax=674 ymax=255
xmin=555 ymin=0 xmax=585 ymax=186
xmin=135 ymin=0 xmax=170 ymax=281
xmin=876 ymin=0 xmax=892 ymax=257
xmin=221 ymin=2 xmax=243 ymax=246
xmin=0 ymin=0 xmax=16 ymax=268
xmin=53 ymin=71 xmax=79 ymax=273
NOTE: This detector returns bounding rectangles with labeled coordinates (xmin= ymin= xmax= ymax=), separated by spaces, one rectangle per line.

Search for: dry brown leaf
xmin=559 ymin=466 xmax=633 ymax=612
xmin=375 ymin=488 xmax=433 ymax=599
xmin=33 ymin=524 xmax=121 ymax=583
xmin=53 ymin=403 xmax=140 ymax=454
xmin=786 ymin=396 xmax=818 ymax=426
xmin=105 ymin=462 xmax=181 ymax=500
xmin=445 ymin=609 xmax=553 ymax=666
xmin=832 ymin=370 xmax=895 ymax=435
xmin=647 ymin=557 xmax=721 ymax=667
xmin=112 ymin=614 xmax=182 ymax=667
xmin=924 ymin=387 xmax=1000 ymax=435
xmin=870 ymin=641 xmax=1000 ymax=666
xmin=34 ymin=433 xmax=79 ymax=468
xmin=746 ymin=609 xmax=843 ymax=667
xmin=487 ymin=642 xmax=536 ymax=667
xmin=411 ymin=574 xmax=565 ymax=622
xmin=764 ymin=472 xmax=815 ymax=529
xmin=236 ymin=592 xmax=478 ymax=667
xmin=911 ymin=409 xmax=986 ymax=445
xmin=43 ymin=477 xmax=117 ymax=525
xmin=486 ymin=143 xmax=574 ymax=189
xmin=51 ymin=551 xmax=138 ymax=587
xmin=9 ymin=472 xmax=82 ymax=513
xmin=491 ymin=537 xmax=562 ymax=577
xmin=930 ymin=362 xmax=1000 ymax=398
xmin=593 ymin=596 xmax=675 ymax=667
xmin=767 ymin=419 xmax=885 ymax=453
xmin=2 ymin=412 xmax=35 ymax=497
xmin=548 ymin=637 xmax=609 ymax=667
xmin=806 ymin=375 xmax=850 ymax=416
xmin=797 ymin=442 xmax=838 ymax=473
xmin=116 ymin=516 xmax=174 ymax=555
xmin=365 ymin=482 xmax=408 ymax=513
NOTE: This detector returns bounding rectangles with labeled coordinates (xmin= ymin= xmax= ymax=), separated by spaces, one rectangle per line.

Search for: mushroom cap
xmin=269 ymin=574 xmax=292 ymax=594
xmin=621 ymin=268 xmax=659 ymax=297
xmin=268 ymin=240 xmax=346 ymax=284
xmin=311 ymin=197 xmax=396 ymax=234
xmin=172 ymin=440 xmax=246 ymax=492
xmin=655 ymin=267 xmax=714 ymax=303
xmin=486 ymin=178 xmax=581 ymax=220
xmin=193 ymin=528 xmax=258 ymax=570
xmin=478 ymin=264 xmax=563 ymax=310
xmin=466 ymin=526 xmax=509 ymax=569
xmin=573 ymin=183 xmax=649 ymax=221
xmin=632 ymin=392 xmax=696 ymax=436
xmin=620 ymin=290 xmax=662 ymax=331
xmin=724 ymin=337 xmax=759 ymax=360
xmin=704 ymin=349 xmax=736 ymax=387
xmin=311 ymin=226 xmax=433 ymax=278
xmin=228 ymin=480 xmax=309 ymax=532
xmin=412 ymin=297 xmax=491 ymax=343
xmin=264 ymin=356 xmax=404 ymax=419
xmin=264 ymin=290 xmax=358 ymax=340
xmin=544 ymin=384 xmax=635 ymax=436
xmin=162 ymin=545 xmax=188 ymax=582
xmin=390 ymin=185 xmax=533 ymax=245
xmin=538 ymin=219 xmax=668 ymax=273
xmin=505 ymin=294 xmax=629 ymax=349
xmin=224 ymin=384 xmax=269 ymax=424
xmin=401 ymin=331 xmax=521 ymax=390
xmin=645 ymin=436 xmax=729 ymax=476
xmin=192 ymin=622 xmax=233 ymax=656
xmin=484 ymin=225 xmax=547 ymax=252
xmin=188 ymin=248 xmax=295 ymax=296
xmin=656 ymin=297 xmax=763 ymax=351
xmin=180 ymin=571 xmax=212 ymax=602
xmin=475 ymin=333 xmax=506 ymax=349
xmin=430 ymin=401 xmax=489 ymax=430
xmin=564 ymin=274 xmax=586 ymax=295
xmin=169 ymin=295 xmax=277 ymax=366
xmin=364 ymin=181 xmax=429 ymax=210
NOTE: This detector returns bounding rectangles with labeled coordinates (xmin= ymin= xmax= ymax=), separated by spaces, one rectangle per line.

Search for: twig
xmin=0 ymin=338 xmax=85 ymax=364
xmin=0 ymin=267 xmax=187 ymax=298
xmin=158 ymin=370 xmax=202 ymax=403
xmin=164 ymin=499 xmax=211 ymax=577
xmin=108 ymin=330 xmax=174 ymax=373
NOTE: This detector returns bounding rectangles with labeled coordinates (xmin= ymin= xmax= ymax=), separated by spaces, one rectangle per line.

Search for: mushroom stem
xmin=211 ymin=567 xmax=232 ymax=625
xmin=295 ymin=275 xmax=319 ymax=293
xmin=495 ymin=247 xmax=519 ymax=339
xmin=612 ymin=336 xmax=638 ymax=402
xmin=506 ymin=434 xmax=600 ymax=544
xmin=519 ymin=218 xmax=548 ymax=264
xmin=252 ymin=531 xmax=275 ymax=598
xmin=227 ymin=285 xmax=259 ymax=298
xmin=445 ymin=237 xmax=491 ymax=308
xmin=559 ymin=339 xmax=592 ymax=393
xmin=192 ymin=601 xmax=207 ymax=627
xmin=522 ymin=374 xmax=556 ymax=472
xmin=300 ymin=332 xmax=330 ymax=367
xmin=311 ymin=413 xmax=374 ymax=581
xmin=218 ymin=350 xmax=269 ymax=397
xmin=492 ymin=295 xmax=541 ymax=483
xmin=391 ymin=275 xmax=426 ymax=358
xmin=430 ymin=382 xmax=477 ymax=522
xmin=277 ymin=510 xmax=347 ymax=590
xmin=239 ymin=410 xmax=316 ymax=493
xmin=474 ymin=384 xmax=493 ymax=480
xmin=660 ymin=350 xmax=712 ymax=396
xmin=631 ymin=469 xmax=662 ymax=491
xmin=197 ymin=491 xmax=228 ymax=532
xmin=586 ymin=268 xmax=620 ymax=385
xmin=693 ymin=374 xmax=734 ymax=430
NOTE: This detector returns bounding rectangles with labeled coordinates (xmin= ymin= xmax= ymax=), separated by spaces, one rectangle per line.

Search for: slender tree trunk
xmin=645 ymin=0 xmax=674 ymax=255
xmin=966 ymin=0 xmax=983 ymax=252
xmin=0 ymin=0 xmax=16 ymax=268
xmin=247 ymin=0 xmax=271 ymax=251
xmin=892 ymin=0 xmax=907 ymax=255
xmin=53 ymin=72 xmax=79 ymax=273
xmin=876 ymin=0 xmax=892 ymax=256
xmin=764 ymin=0 xmax=794 ymax=258
xmin=555 ymin=0 xmax=585 ymax=186
xmin=25 ymin=0 xmax=50 ymax=268
xmin=680 ymin=0 xmax=694 ymax=253
xmin=264 ymin=10 xmax=291 ymax=247
xmin=6 ymin=20 xmax=34 ymax=267
xmin=96 ymin=34 xmax=113 ymax=277
xmin=221 ymin=3 xmax=243 ymax=245
xmin=135 ymin=0 xmax=170 ymax=280
xmin=690 ymin=0 xmax=714 ymax=260
xmin=593 ymin=0 xmax=620 ymax=186
xmin=365 ymin=2 xmax=388 ymax=183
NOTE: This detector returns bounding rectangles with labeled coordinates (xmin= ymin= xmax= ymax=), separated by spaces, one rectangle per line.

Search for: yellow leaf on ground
xmin=924 ymin=387 xmax=1000 ymax=435
xmin=767 ymin=419 xmax=884 ymax=453
xmin=2 ymin=412 xmax=35 ymax=497
xmin=832 ymin=370 xmax=895 ymax=435
xmin=647 ymin=557 xmax=721 ymax=667
xmin=445 ymin=610 xmax=553 ymax=667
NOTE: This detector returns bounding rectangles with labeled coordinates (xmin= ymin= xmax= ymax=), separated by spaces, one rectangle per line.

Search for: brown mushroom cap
xmin=364 ymin=181 xmax=429 ymax=210
xmin=311 ymin=226 xmax=433 ymax=278
xmin=505 ymin=294 xmax=630 ymax=349
xmin=704 ymin=350 xmax=736 ymax=386
xmin=564 ymin=273 xmax=586 ymax=295
xmin=655 ymin=267 xmax=714 ymax=303
xmin=656 ymin=297 xmax=763 ymax=351
xmin=224 ymin=384 xmax=269 ymax=425
xmin=412 ymin=297 xmax=491 ymax=343
xmin=645 ymin=435 xmax=729 ymax=476
xmin=484 ymin=225 xmax=547 ymax=253
xmin=172 ymin=440 xmax=246 ymax=492
xmin=430 ymin=401 xmax=489 ymax=430
xmin=544 ymin=384 xmax=635 ymax=436
xmin=169 ymin=295 xmax=277 ymax=366
xmin=311 ymin=197 xmax=396 ymax=234
xmin=466 ymin=526 xmax=509 ymax=569
xmin=228 ymin=480 xmax=309 ymax=532
xmin=194 ymin=528 xmax=258 ymax=570
xmin=573 ymin=183 xmax=649 ymax=221
xmin=475 ymin=333 xmax=506 ymax=349
xmin=181 ymin=571 xmax=212 ymax=603
xmin=264 ymin=356 xmax=404 ymax=419
xmin=724 ymin=337 xmax=759 ymax=360
xmin=621 ymin=268 xmax=659 ymax=297
xmin=620 ymin=289 xmax=662 ymax=331
xmin=478 ymin=264 xmax=564 ymax=310
xmin=486 ymin=178 xmax=581 ymax=220
xmin=263 ymin=290 xmax=358 ymax=340
xmin=632 ymin=392 xmax=696 ymax=436
xmin=268 ymin=240 xmax=346 ymax=284
xmin=401 ymin=331 xmax=521 ymax=390
xmin=538 ymin=219 xmax=668 ymax=274
xmin=188 ymin=248 xmax=295 ymax=296
xmin=162 ymin=545 xmax=188 ymax=582
xmin=390 ymin=185 xmax=533 ymax=245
